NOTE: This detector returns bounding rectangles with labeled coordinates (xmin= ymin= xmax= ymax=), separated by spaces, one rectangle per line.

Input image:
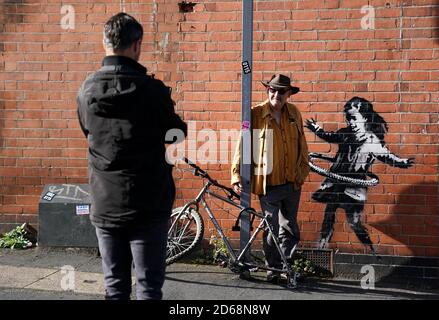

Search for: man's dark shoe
xmin=267 ymin=272 xmax=289 ymax=284
xmin=266 ymin=273 xmax=280 ymax=284
xmin=239 ymin=270 xmax=251 ymax=280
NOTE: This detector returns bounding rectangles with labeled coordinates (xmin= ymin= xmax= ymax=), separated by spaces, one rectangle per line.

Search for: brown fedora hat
xmin=261 ymin=74 xmax=300 ymax=95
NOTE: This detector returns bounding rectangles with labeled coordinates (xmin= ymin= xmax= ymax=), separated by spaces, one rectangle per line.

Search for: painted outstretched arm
xmin=375 ymin=144 xmax=415 ymax=168
xmin=305 ymin=118 xmax=342 ymax=143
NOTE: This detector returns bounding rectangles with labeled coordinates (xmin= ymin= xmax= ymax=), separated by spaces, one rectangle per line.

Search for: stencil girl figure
xmin=305 ymin=97 xmax=414 ymax=254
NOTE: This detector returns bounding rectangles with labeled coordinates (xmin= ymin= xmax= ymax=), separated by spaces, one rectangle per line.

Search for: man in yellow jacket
xmin=231 ymin=74 xmax=309 ymax=283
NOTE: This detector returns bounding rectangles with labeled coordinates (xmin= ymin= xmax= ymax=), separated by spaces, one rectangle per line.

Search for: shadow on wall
xmin=369 ymin=182 xmax=439 ymax=289
xmin=370 ymin=182 xmax=439 ymax=256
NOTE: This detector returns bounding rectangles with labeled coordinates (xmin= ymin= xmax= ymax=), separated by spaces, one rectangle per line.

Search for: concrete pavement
xmin=0 ymin=247 xmax=438 ymax=300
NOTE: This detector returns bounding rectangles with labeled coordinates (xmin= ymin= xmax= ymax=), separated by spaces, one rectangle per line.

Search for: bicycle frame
xmin=179 ymin=179 xmax=294 ymax=276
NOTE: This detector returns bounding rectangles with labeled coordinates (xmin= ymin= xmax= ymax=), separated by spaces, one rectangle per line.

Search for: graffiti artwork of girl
xmin=305 ymin=97 xmax=414 ymax=255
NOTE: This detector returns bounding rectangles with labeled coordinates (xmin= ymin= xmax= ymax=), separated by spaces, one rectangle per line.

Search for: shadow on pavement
xmin=165 ymin=268 xmax=439 ymax=299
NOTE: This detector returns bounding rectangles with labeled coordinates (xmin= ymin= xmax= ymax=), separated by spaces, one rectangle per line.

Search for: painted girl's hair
xmin=344 ymin=96 xmax=388 ymax=144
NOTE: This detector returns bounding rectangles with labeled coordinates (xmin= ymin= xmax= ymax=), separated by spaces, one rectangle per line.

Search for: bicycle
xmin=166 ymin=158 xmax=299 ymax=288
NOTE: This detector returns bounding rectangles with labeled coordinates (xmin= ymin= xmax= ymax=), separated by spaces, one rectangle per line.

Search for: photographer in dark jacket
xmin=77 ymin=12 xmax=187 ymax=300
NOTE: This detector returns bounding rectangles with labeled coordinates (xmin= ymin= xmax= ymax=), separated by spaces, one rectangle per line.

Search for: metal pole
xmin=240 ymin=0 xmax=253 ymax=254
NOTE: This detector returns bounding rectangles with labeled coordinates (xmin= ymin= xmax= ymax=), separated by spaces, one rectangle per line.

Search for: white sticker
xmin=43 ymin=191 xmax=56 ymax=201
xmin=76 ymin=205 xmax=90 ymax=215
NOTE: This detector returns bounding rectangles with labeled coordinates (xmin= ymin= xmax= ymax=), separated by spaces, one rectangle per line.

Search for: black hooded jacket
xmin=77 ymin=56 xmax=187 ymax=227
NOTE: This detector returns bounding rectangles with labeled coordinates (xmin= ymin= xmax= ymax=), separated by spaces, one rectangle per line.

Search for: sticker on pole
xmin=242 ymin=121 xmax=251 ymax=131
xmin=76 ymin=205 xmax=90 ymax=215
xmin=242 ymin=61 xmax=251 ymax=74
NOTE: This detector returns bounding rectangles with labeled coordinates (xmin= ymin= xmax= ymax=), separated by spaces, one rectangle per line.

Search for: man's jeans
xmin=95 ymin=219 xmax=168 ymax=300
xmin=259 ymin=183 xmax=301 ymax=270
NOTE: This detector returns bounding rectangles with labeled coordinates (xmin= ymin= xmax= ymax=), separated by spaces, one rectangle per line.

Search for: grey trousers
xmin=95 ymin=219 xmax=168 ymax=300
xmin=259 ymin=183 xmax=301 ymax=269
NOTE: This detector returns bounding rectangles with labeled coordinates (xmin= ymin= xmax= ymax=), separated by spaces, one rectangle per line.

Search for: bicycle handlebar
xmin=182 ymin=157 xmax=209 ymax=178
xmin=182 ymin=157 xmax=240 ymax=200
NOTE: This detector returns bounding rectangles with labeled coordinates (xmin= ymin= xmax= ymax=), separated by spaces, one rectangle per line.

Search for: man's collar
xmin=102 ymin=55 xmax=147 ymax=74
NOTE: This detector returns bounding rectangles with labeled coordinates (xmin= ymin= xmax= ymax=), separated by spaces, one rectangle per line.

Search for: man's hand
xmin=305 ymin=118 xmax=321 ymax=133
xmin=232 ymin=183 xmax=243 ymax=194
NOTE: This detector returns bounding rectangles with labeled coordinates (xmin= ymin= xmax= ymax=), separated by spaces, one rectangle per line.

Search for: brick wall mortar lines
xmin=0 ymin=0 xmax=438 ymax=256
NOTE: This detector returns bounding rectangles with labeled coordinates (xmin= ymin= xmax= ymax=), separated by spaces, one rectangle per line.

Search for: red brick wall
xmin=0 ymin=0 xmax=438 ymax=257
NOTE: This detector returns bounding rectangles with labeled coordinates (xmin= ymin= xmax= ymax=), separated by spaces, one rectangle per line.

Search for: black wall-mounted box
xmin=38 ymin=184 xmax=98 ymax=247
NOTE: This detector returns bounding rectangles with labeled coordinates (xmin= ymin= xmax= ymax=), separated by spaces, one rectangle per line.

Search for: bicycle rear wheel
xmin=166 ymin=206 xmax=204 ymax=265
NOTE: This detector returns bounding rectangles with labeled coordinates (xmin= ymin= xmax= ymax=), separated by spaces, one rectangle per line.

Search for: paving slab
xmin=0 ymin=287 xmax=102 ymax=300
xmin=0 ymin=265 xmax=57 ymax=288
xmin=26 ymin=270 xmax=106 ymax=295
xmin=1 ymin=248 xmax=438 ymax=300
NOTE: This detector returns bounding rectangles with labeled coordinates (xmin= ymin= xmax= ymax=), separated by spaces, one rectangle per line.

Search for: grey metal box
xmin=38 ymin=184 xmax=98 ymax=247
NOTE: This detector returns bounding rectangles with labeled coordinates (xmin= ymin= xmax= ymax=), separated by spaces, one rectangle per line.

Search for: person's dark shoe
xmin=267 ymin=272 xmax=289 ymax=284
xmin=266 ymin=273 xmax=279 ymax=284
xmin=266 ymin=271 xmax=281 ymax=284
xmin=239 ymin=270 xmax=251 ymax=280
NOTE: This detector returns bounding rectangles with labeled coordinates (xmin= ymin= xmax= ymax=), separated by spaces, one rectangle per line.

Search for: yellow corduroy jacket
xmin=231 ymin=100 xmax=310 ymax=195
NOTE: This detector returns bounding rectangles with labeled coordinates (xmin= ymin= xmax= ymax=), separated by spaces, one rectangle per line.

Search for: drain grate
xmin=296 ymin=248 xmax=334 ymax=274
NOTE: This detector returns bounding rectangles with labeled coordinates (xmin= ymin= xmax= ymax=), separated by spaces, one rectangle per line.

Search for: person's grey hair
xmin=103 ymin=12 xmax=143 ymax=51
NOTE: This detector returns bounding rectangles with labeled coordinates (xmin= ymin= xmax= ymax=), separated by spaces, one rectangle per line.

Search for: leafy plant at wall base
xmin=209 ymin=235 xmax=229 ymax=267
xmin=290 ymin=253 xmax=333 ymax=278
xmin=0 ymin=223 xmax=34 ymax=249
xmin=292 ymin=257 xmax=317 ymax=276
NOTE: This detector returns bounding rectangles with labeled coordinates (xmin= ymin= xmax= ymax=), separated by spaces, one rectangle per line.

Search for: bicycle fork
xmin=255 ymin=216 xmax=298 ymax=289
xmin=202 ymin=198 xmax=297 ymax=288
xmin=237 ymin=216 xmax=297 ymax=289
